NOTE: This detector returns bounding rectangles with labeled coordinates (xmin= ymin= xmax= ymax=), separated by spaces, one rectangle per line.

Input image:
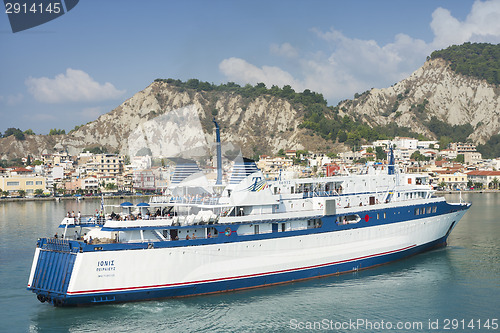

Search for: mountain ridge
xmin=337 ymin=57 xmax=500 ymax=145
xmin=2 ymin=43 xmax=500 ymax=161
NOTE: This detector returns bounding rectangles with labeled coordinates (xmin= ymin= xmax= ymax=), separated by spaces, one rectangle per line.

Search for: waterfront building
xmin=466 ymin=170 xmax=500 ymax=189
xmin=133 ymin=169 xmax=156 ymax=192
xmin=0 ymin=173 xmax=46 ymax=195
xmin=436 ymin=171 xmax=468 ymax=190
xmin=85 ymin=154 xmax=124 ymax=178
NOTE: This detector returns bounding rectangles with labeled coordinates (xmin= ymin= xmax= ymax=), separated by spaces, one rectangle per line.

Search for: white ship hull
xmin=28 ymin=207 xmax=466 ymax=305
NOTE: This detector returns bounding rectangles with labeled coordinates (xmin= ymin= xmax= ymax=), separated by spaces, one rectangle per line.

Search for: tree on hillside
xmin=431 ymin=43 xmax=500 ymax=85
xmin=3 ymin=128 xmax=25 ymax=140
xmin=454 ymin=154 xmax=464 ymax=164
xmin=49 ymin=128 xmax=66 ymax=135
xmin=477 ymin=134 xmax=500 ymax=158
xmin=375 ymin=146 xmax=386 ymax=160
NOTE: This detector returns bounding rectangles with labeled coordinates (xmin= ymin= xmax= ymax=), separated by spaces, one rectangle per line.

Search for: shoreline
xmin=1 ymin=191 xmax=499 ymax=203
xmin=439 ymin=190 xmax=499 ymax=194
xmin=0 ymin=195 xmax=153 ymax=203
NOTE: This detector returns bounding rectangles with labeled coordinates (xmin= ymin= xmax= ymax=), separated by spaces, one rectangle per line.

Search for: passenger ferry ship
xmin=27 ymin=151 xmax=470 ymax=306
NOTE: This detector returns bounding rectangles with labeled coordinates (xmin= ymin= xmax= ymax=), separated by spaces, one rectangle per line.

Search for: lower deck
xmin=56 ymin=199 xmax=467 ymax=252
xmin=29 ymin=206 xmax=469 ymax=306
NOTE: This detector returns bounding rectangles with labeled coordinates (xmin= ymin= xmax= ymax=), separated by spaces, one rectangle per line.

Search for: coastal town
xmin=1 ymin=136 xmax=499 ymax=199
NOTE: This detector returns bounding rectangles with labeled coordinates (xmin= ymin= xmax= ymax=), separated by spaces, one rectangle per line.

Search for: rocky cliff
xmin=2 ymin=56 xmax=500 ymax=161
xmin=338 ymin=58 xmax=500 ymax=143
xmin=0 ymin=81 xmax=332 ymax=160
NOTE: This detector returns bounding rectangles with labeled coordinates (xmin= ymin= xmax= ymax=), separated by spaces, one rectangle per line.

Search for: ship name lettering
xmin=97 ymin=260 xmax=114 ymax=267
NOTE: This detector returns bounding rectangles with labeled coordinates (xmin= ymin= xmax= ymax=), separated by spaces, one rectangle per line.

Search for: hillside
xmin=0 ymin=81 xmax=337 ymax=161
xmin=337 ymin=57 xmax=500 ymax=145
xmin=2 ymin=43 xmax=500 ymax=161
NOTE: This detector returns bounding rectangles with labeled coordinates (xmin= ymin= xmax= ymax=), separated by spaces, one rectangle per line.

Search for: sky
xmin=1 ymin=0 xmax=500 ymax=135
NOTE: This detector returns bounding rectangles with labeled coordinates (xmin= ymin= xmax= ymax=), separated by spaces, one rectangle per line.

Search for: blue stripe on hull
xmin=55 ymin=236 xmax=448 ymax=306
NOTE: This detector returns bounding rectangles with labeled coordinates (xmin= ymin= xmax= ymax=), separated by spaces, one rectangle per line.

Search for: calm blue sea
xmin=0 ymin=194 xmax=498 ymax=332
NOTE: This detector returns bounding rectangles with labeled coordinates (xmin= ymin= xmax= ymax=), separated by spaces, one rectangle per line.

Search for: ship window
xmin=432 ymin=206 xmax=437 ymax=213
xmin=376 ymin=213 xmax=380 ymax=219
xmin=308 ymin=218 xmax=322 ymax=228
xmin=415 ymin=208 xmax=420 ymax=215
xmin=281 ymin=223 xmax=286 ymax=232
xmin=383 ymin=212 xmax=386 ymax=219
xmin=254 ymin=224 xmax=260 ymax=235
xmin=426 ymin=206 xmax=431 ymax=214
xmin=169 ymin=229 xmax=178 ymax=240
xmin=344 ymin=215 xmax=360 ymax=224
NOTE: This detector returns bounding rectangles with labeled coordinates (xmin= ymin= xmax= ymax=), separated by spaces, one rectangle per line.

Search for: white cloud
xmin=431 ymin=0 xmax=500 ymax=47
xmin=270 ymin=42 xmax=298 ymax=58
xmin=219 ymin=57 xmax=302 ymax=89
xmin=219 ymin=0 xmax=500 ymax=103
xmin=25 ymin=68 xmax=125 ymax=103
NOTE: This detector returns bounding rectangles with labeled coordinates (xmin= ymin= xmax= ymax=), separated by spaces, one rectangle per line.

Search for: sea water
xmin=0 ymin=193 xmax=498 ymax=332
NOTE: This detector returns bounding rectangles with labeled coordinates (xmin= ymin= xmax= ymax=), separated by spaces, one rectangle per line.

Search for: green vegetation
xmin=410 ymin=151 xmax=430 ymax=162
xmin=454 ymin=154 xmax=465 ymax=164
xmin=84 ymin=146 xmax=108 ymax=154
xmin=23 ymin=129 xmax=35 ymax=135
xmin=69 ymin=125 xmax=83 ymax=134
xmin=375 ymin=146 xmax=386 ymax=160
xmin=430 ymin=43 xmax=500 ymax=85
xmin=425 ymin=116 xmax=473 ymax=149
xmin=491 ymin=177 xmax=499 ymax=189
xmin=0 ymin=158 xmax=24 ymax=168
xmin=105 ymin=183 xmax=117 ymax=190
xmin=3 ymin=128 xmax=25 ymax=140
xmin=155 ymin=78 xmax=429 ymax=149
xmin=477 ymin=134 xmax=500 ymax=158
xmin=49 ymin=128 xmax=66 ymax=135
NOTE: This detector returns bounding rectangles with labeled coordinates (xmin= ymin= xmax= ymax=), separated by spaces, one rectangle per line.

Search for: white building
xmin=394 ymin=137 xmax=418 ymax=150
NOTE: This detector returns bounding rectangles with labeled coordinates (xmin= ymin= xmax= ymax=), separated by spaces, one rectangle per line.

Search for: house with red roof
xmin=466 ymin=170 xmax=500 ymax=189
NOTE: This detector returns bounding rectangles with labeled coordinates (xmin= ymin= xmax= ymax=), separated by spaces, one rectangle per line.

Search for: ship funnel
xmin=388 ymin=145 xmax=395 ymax=175
xmin=213 ymin=119 xmax=223 ymax=185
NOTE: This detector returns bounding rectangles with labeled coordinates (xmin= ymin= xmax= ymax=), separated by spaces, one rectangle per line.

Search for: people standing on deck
xmin=77 ymin=211 xmax=81 ymax=223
